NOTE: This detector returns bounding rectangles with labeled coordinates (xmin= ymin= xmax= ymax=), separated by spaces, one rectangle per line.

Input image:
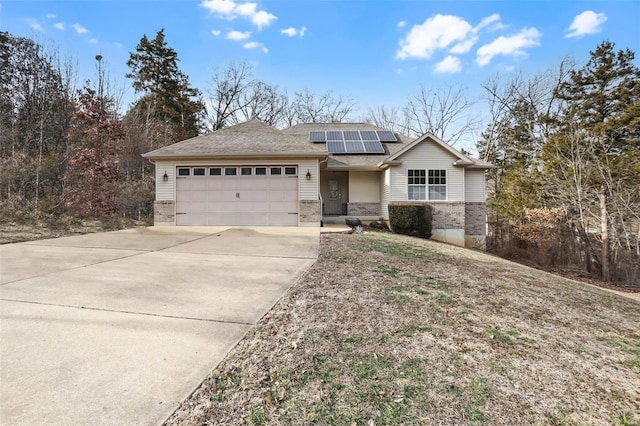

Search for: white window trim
xmin=427 ymin=169 xmax=447 ymax=201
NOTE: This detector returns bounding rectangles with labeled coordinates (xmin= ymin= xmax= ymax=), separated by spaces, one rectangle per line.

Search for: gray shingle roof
xmin=142 ymin=119 xmax=326 ymax=159
xmin=142 ymin=119 xmax=493 ymax=170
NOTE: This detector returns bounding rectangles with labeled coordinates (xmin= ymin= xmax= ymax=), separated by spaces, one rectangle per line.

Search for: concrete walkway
xmin=0 ymin=226 xmax=319 ymax=425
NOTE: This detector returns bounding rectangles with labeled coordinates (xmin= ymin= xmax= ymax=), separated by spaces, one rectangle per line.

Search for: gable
xmin=393 ymin=137 xmax=460 ymax=165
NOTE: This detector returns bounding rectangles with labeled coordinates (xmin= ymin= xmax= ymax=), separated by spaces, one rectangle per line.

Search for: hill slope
xmin=166 ymin=232 xmax=640 ymax=425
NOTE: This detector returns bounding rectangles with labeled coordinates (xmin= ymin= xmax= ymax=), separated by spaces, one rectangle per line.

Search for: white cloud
xmin=243 ymin=41 xmax=268 ymax=53
xmin=211 ymin=30 xmax=221 ymax=36
xmin=24 ymin=18 xmax=44 ymax=32
xmin=72 ymin=23 xmax=88 ymax=34
xmin=565 ymin=10 xmax=607 ymax=38
xmin=476 ymin=27 xmax=541 ymax=66
xmin=450 ymin=37 xmax=477 ymax=54
xmin=226 ymin=30 xmax=251 ymax=40
xmin=397 ymin=21 xmax=406 ymax=28
xmin=397 ymin=14 xmax=472 ymax=59
xmin=434 ymin=55 xmax=462 ymax=74
xmin=46 ymin=13 xmax=56 ymax=19
xmin=475 ymin=13 xmax=503 ymax=32
xmin=200 ymin=0 xmax=277 ymax=29
xmin=280 ymin=26 xmax=307 ymax=37
xmin=54 ymin=22 xmax=65 ymax=30
xmin=396 ymin=13 xmax=503 ymax=60
xmin=251 ymin=10 xmax=276 ymax=29
xmin=89 ymin=38 xmax=98 ymax=44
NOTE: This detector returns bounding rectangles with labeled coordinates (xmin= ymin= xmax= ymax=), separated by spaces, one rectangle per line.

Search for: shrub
xmin=388 ymin=202 xmax=432 ymax=238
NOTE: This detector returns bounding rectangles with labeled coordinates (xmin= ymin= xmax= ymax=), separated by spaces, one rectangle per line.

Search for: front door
xmin=321 ymin=171 xmax=348 ymax=215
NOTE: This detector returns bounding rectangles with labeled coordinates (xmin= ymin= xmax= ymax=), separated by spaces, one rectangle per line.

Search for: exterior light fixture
xmin=163 ymin=171 xmax=169 ymax=182
xmin=306 ymin=170 xmax=312 ymax=180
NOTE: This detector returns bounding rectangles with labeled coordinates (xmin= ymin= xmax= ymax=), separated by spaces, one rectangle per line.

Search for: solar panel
xmin=343 ymin=130 xmax=361 ymax=140
xmin=363 ymin=140 xmax=386 ymax=154
xmin=360 ymin=130 xmax=379 ymax=141
xmin=309 ymin=131 xmax=326 ymax=142
xmin=376 ymin=130 xmax=397 ymax=142
xmin=326 ymin=131 xmax=343 ymax=141
xmin=327 ymin=141 xmax=346 ymax=153
xmin=344 ymin=140 xmax=365 ymax=153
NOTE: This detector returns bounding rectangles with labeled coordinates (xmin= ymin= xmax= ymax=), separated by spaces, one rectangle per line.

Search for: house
xmin=142 ymin=119 xmax=493 ymax=248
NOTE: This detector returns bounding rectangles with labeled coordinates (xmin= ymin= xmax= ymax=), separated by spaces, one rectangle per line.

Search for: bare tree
xmin=402 ymin=86 xmax=478 ymax=145
xmin=232 ymin=80 xmax=286 ymax=127
xmin=206 ymin=61 xmax=254 ymax=130
xmin=363 ymin=105 xmax=407 ymax=134
xmin=364 ymin=85 xmax=477 ymax=145
xmin=289 ymin=88 xmax=356 ymax=124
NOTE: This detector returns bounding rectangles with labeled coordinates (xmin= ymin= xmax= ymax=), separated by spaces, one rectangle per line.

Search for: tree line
xmin=477 ymin=41 xmax=639 ymax=285
xmin=1 ymin=29 xmax=638 ymax=284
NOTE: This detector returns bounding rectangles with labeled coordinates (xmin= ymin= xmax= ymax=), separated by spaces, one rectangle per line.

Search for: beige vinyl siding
xmin=156 ymin=161 xmax=176 ymax=201
xmin=349 ymin=171 xmax=381 ymax=202
xmin=465 ymin=170 xmax=486 ymax=202
xmin=298 ymin=159 xmax=320 ymax=201
xmin=390 ymin=141 xmax=464 ymax=202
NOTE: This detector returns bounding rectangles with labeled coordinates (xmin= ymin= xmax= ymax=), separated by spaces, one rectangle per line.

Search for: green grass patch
xmin=379 ymin=264 xmax=400 ymax=277
xmin=358 ymin=233 xmax=432 ymax=259
xmin=488 ymin=328 xmax=520 ymax=346
xmin=433 ymin=293 xmax=453 ymax=305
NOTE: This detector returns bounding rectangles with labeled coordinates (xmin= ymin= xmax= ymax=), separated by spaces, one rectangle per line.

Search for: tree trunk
xmin=599 ymin=187 xmax=609 ymax=282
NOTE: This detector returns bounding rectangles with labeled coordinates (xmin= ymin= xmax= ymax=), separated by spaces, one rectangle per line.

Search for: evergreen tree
xmin=544 ymin=41 xmax=640 ymax=281
xmin=126 ymin=29 xmax=204 ymax=142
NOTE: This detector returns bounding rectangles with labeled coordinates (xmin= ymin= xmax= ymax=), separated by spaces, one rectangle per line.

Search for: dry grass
xmin=165 ymin=232 xmax=640 ymax=426
xmin=0 ymin=216 xmax=150 ymax=244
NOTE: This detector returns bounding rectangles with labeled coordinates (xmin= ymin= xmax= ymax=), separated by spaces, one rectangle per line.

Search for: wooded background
xmin=1 ymin=30 xmax=638 ymax=285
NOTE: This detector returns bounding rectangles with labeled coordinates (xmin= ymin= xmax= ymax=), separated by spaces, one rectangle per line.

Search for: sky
xmin=1 ymin=0 xmax=639 ymax=152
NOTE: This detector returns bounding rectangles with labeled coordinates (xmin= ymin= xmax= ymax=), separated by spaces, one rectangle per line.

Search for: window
xmin=193 ymin=168 xmax=205 ymax=176
xmin=270 ymin=167 xmax=282 ymax=175
xmin=284 ymin=167 xmax=297 ymax=175
xmin=428 ymin=170 xmax=446 ymax=200
xmin=241 ymin=167 xmax=252 ymax=176
xmin=255 ymin=167 xmax=267 ymax=175
xmin=177 ymin=168 xmax=190 ymax=176
xmin=210 ymin=167 xmax=222 ymax=176
xmin=225 ymin=167 xmax=237 ymax=176
xmin=407 ymin=169 xmax=426 ymax=200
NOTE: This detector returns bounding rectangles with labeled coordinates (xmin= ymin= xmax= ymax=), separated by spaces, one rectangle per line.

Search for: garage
xmin=175 ymin=165 xmax=299 ymax=226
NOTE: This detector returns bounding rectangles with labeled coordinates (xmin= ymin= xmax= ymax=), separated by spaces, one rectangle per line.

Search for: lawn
xmin=166 ymin=232 xmax=640 ymax=425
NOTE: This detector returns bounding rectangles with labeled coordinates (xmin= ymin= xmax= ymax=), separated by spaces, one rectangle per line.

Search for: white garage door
xmin=175 ymin=166 xmax=298 ymax=226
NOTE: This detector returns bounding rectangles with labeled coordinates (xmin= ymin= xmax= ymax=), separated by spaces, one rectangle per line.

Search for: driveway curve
xmin=0 ymin=226 xmax=319 ymax=425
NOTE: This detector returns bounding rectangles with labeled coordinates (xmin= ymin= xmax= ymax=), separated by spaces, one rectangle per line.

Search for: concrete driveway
xmin=0 ymin=226 xmax=319 ymax=425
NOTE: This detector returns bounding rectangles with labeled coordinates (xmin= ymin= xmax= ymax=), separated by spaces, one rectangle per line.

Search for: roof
xmin=142 ymin=119 xmax=493 ymax=170
xmin=142 ymin=119 xmax=326 ymax=160
xmin=282 ymin=123 xmax=413 ymax=169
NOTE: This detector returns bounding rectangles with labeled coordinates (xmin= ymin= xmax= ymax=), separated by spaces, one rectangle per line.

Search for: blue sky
xmin=1 ymin=0 xmax=639 ymax=150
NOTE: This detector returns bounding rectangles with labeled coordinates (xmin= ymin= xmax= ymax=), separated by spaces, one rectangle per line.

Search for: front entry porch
xmin=320 ymin=170 xmax=383 ymax=221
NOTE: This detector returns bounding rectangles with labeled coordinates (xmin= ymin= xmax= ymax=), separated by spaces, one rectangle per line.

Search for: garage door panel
xmin=236 ymin=178 xmax=261 ymax=190
xmin=206 ymin=213 xmax=238 ymax=226
xmin=268 ymin=179 xmax=297 ymax=190
xmin=206 ymin=191 xmax=237 ymax=202
xmin=269 ymin=201 xmax=297 ymax=212
xmin=239 ymin=191 xmax=268 ymax=202
xmin=268 ymin=213 xmax=298 ymax=226
xmin=234 ymin=213 xmax=269 ymax=226
xmin=177 ymin=213 xmax=206 ymax=226
xmin=236 ymin=201 xmax=267 ymax=213
xmin=175 ymin=167 xmax=298 ymax=226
